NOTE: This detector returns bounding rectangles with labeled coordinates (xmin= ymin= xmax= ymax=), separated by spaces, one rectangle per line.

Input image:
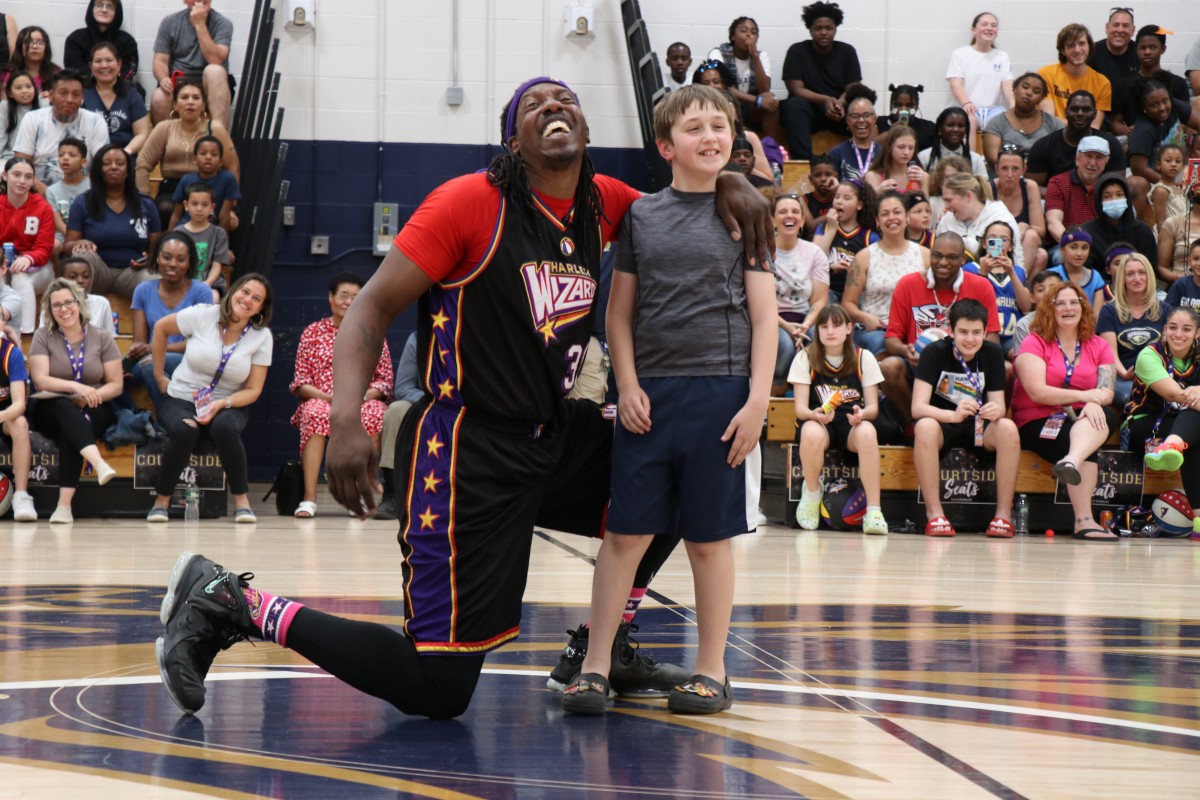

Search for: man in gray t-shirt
xmin=151 ymin=0 xmax=234 ymax=126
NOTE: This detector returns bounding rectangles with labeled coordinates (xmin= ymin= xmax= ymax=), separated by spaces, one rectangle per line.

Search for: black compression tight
xmin=284 ymin=608 xmax=485 ymax=719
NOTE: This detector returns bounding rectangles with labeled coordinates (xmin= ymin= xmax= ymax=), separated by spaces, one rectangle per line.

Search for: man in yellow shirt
xmin=1039 ymin=24 xmax=1112 ymax=130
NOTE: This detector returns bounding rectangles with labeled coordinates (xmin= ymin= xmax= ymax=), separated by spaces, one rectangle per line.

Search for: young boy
xmin=664 ymin=42 xmax=692 ymax=92
xmin=912 ymin=299 xmax=1020 ymax=537
xmin=169 ymin=135 xmax=241 ymax=234
xmin=1165 ymin=239 xmax=1200 ymax=311
xmin=174 ymin=183 xmax=229 ymax=300
xmin=561 ymin=84 xmax=776 ymax=716
xmin=0 ymin=330 xmax=37 ymax=521
xmin=43 ymin=138 xmax=89 ymax=261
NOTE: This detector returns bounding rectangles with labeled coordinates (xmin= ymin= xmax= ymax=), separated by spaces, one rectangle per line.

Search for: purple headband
xmin=1060 ymin=230 xmax=1092 ymax=247
xmin=1105 ymin=245 xmax=1135 ymax=265
xmin=503 ymin=77 xmax=579 ymax=147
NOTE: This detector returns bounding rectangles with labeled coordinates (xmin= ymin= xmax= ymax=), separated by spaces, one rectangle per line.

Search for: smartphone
xmin=986 ymin=237 xmax=1004 ymax=259
xmin=896 ymin=109 xmax=911 ymax=124
xmin=1186 ymin=158 xmax=1200 ymax=189
xmin=170 ymin=69 xmax=185 ymax=87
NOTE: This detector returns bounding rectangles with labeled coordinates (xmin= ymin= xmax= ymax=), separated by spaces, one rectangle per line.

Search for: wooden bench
xmin=766 ymin=398 xmax=1181 ymax=495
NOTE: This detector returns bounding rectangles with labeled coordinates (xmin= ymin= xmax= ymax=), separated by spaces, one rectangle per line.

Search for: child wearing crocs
xmin=790 ymin=303 xmax=888 ymax=534
xmin=1130 ymin=307 xmax=1200 ymax=538
xmin=912 ymin=299 xmax=1019 ymax=537
xmin=562 ymin=84 xmax=777 ymax=716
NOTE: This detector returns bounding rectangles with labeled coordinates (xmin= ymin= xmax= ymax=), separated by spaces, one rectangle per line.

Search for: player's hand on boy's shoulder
xmin=714 ymin=172 xmax=774 ymax=269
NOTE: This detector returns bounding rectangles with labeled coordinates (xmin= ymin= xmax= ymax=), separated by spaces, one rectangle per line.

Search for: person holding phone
xmin=965 ymin=220 xmax=1032 ymax=355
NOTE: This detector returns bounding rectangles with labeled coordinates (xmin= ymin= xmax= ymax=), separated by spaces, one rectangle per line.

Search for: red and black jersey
xmin=395 ymin=172 xmax=638 ymax=425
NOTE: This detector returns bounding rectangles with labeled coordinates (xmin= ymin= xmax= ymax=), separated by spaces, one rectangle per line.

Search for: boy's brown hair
xmin=652 ymin=84 xmax=736 ymax=143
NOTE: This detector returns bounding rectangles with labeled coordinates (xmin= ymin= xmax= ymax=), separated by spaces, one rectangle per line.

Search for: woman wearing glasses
xmin=982 ymin=72 xmax=1063 ymax=170
xmin=989 ymin=145 xmax=1048 ymax=277
xmin=63 ymin=0 xmax=140 ymax=86
xmin=289 ymin=272 xmax=392 ymax=518
xmin=28 ymin=278 xmax=122 ymax=524
xmin=1012 ymin=281 xmax=1118 ymax=540
xmin=0 ymin=27 xmax=58 ymax=98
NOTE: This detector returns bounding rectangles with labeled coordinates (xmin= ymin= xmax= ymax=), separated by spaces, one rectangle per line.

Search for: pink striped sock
xmin=243 ymin=587 xmax=305 ymax=648
xmin=623 ymin=588 xmax=647 ymax=624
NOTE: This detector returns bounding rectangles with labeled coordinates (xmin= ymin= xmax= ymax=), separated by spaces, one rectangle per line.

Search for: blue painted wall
xmin=243 ymin=140 xmax=651 ymax=480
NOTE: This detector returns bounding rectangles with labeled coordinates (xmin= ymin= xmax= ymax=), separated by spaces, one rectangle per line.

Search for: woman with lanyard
xmin=0 ymin=156 xmax=54 ymax=333
xmin=28 ymin=278 xmax=122 ymax=524
xmin=145 ymin=273 xmax=272 ymax=523
xmin=1132 ymin=307 xmax=1200 ymax=533
xmin=826 ymin=84 xmax=879 ymax=183
xmin=1012 ymin=281 xmax=1118 ymax=540
xmin=82 ymin=41 xmax=148 ymax=155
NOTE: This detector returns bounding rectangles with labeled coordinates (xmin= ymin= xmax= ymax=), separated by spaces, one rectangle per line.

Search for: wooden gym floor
xmin=0 ymin=486 xmax=1197 ymax=799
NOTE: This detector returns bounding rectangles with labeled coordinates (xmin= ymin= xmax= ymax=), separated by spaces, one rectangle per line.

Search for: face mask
xmin=1102 ymin=199 xmax=1127 ymax=219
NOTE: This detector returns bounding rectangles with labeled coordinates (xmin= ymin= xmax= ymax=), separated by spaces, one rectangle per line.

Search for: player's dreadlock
xmin=489 ymin=94 xmax=607 ymax=274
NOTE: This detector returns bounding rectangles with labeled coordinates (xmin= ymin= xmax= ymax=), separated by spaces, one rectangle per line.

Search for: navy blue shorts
xmin=608 ymin=376 xmax=752 ymax=543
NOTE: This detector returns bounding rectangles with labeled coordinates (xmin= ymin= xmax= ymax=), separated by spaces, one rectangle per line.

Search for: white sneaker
xmin=754 ymin=509 xmax=769 ymax=527
xmin=95 ymin=462 xmax=117 ymax=486
xmin=11 ymin=491 xmax=36 ymax=522
xmin=49 ymin=505 xmax=74 ymax=524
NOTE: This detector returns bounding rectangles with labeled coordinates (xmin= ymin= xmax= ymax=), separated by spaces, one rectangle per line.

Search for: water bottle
xmin=1013 ymin=494 xmax=1029 ymax=535
xmin=184 ymin=478 xmax=200 ymax=523
xmin=772 ymin=160 xmax=783 ymax=187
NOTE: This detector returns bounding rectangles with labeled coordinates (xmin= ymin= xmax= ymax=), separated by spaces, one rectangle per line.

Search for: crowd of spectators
xmin=658 ymin=3 xmax=1200 ymax=536
xmin=0 ymin=0 xmax=258 ymax=522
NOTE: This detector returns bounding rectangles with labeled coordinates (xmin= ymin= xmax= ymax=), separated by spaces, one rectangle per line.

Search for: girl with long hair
xmin=789 ymin=303 xmax=887 ymax=534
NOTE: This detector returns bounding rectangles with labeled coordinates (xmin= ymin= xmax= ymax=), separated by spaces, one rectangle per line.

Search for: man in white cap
xmin=1045 ymin=135 xmax=1109 ymax=255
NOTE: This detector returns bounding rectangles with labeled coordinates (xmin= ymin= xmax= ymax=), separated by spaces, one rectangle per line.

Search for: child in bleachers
xmin=801 ymin=153 xmax=838 ymax=237
xmin=1046 ymin=229 xmax=1105 ymax=313
xmin=40 ymin=255 xmax=115 ymax=336
xmin=912 ymin=298 xmax=1019 ymax=537
xmin=174 ymin=183 xmax=228 ymax=300
xmin=904 ymin=190 xmax=934 ymax=249
xmin=0 ymin=328 xmax=36 ymax=521
xmin=0 ymin=72 xmax=37 ymax=161
xmin=168 ymin=136 xmax=240 ymax=234
xmin=664 ymin=42 xmax=692 ymax=92
xmin=44 ymin=138 xmax=89 ymax=261
xmin=965 ymin=220 xmax=1031 ymax=355
xmin=812 ymin=180 xmax=878 ymax=300
xmin=1149 ymin=144 xmax=1187 ymax=234
xmin=1165 ymin=240 xmax=1200 ymax=311
xmin=790 ymin=303 xmax=887 ymax=534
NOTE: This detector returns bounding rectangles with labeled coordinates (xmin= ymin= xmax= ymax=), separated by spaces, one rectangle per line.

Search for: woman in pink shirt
xmin=1012 ymin=281 xmax=1117 ymax=539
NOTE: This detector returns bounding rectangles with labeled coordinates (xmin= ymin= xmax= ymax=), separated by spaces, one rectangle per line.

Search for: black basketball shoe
xmin=546 ymin=624 xmax=589 ymax=692
xmin=609 ymin=622 xmax=690 ymax=697
xmin=155 ymin=552 xmax=256 ymax=714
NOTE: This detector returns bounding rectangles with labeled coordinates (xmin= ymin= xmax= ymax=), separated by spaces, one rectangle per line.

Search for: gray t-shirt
xmin=154 ymin=8 xmax=234 ymax=73
xmin=616 ymin=187 xmax=750 ymax=378
xmin=45 ymin=177 xmax=91 ymax=227
xmin=168 ymin=304 xmax=273 ymax=402
xmin=30 ymin=324 xmax=120 ymax=387
xmin=175 ymin=222 xmax=229 ymax=280
xmin=983 ymin=110 xmax=1064 ymax=154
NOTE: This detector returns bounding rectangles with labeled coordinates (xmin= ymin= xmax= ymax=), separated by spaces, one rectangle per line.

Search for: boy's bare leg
xmin=577 ymin=533 xmax=654 ymax=678
xmin=686 ymin=538 xmax=734 ymax=681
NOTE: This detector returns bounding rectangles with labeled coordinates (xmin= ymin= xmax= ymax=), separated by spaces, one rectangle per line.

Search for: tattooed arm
xmin=1094 ymin=363 xmax=1116 ymax=407
xmin=841 ymin=248 xmax=879 ymax=328
xmin=327 ymin=246 xmax=435 ymax=516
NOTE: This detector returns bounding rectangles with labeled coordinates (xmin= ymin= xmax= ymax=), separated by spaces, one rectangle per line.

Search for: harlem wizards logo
xmin=520 ymin=260 xmax=596 ymax=344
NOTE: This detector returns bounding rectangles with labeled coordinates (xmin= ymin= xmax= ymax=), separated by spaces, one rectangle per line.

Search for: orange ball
xmin=1045 ymin=529 xmax=1055 ymax=537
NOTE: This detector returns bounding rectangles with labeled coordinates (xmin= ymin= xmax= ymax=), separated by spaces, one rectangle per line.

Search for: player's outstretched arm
xmin=327 ymin=245 xmax=434 ymax=518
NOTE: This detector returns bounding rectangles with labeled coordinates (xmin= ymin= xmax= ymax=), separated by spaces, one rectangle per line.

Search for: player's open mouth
xmin=542 ymin=120 xmax=572 ymax=138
